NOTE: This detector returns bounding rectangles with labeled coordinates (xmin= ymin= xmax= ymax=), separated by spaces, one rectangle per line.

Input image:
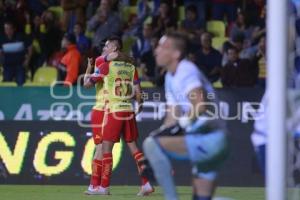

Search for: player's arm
xmin=83 ymin=57 xmax=94 ymax=88
xmin=83 ymin=52 xmax=119 ymax=88
xmin=178 ymin=87 xmax=206 ymax=128
xmin=84 ymin=62 xmax=109 ymax=88
xmin=134 ymin=83 xmax=143 ymax=114
xmin=163 ymin=104 xmax=181 ymax=127
xmin=132 ymin=68 xmax=144 ymax=114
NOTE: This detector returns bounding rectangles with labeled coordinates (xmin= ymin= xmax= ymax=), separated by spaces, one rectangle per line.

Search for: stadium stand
xmin=32 ymin=66 xmax=58 ymax=86
xmin=206 ymin=20 xmax=226 ymax=37
xmin=212 ymin=36 xmax=228 ymax=50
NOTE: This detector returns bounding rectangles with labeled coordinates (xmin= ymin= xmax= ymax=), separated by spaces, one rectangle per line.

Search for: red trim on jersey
xmin=133 ymin=68 xmax=140 ymax=85
xmin=90 ymin=62 xmax=110 ymax=83
xmin=95 ymin=56 xmax=106 ymax=67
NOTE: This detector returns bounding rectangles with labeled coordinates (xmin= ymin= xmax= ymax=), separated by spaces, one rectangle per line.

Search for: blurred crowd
xmin=0 ymin=0 xmax=274 ymax=88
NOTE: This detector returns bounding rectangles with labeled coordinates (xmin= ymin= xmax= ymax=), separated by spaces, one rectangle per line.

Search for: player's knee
xmin=93 ymin=144 xmax=103 ymax=160
xmin=143 ymin=136 xmax=156 ymax=155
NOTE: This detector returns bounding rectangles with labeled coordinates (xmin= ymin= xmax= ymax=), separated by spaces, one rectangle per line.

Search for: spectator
xmin=244 ymin=0 xmax=265 ymax=28
xmin=39 ymin=10 xmax=63 ymax=64
xmin=222 ymin=32 xmax=245 ymax=65
xmin=212 ymin=0 xmax=237 ymax=24
xmin=151 ymin=1 xmax=177 ymax=37
xmin=180 ymin=4 xmax=205 ymax=35
xmin=58 ymin=33 xmax=81 ymax=86
xmin=194 ymin=32 xmax=222 ymax=83
xmin=1 ymin=0 xmax=29 ymax=33
xmin=293 ymin=1 xmax=300 ymax=88
xmin=229 ymin=10 xmax=255 ymax=48
xmin=140 ymin=36 xmax=160 ymax=81
xmin=87 ymin=0 xmax=121 ymax=50
xmin=252 ymin=35 xmax=266 ymax=87
xmin=137 ymin=0 xmax=160 ymax=19
xmin=85 ymin=0 xmax=100 ymax=20
xmin=0 ymin=0 xmax=5 ymax=35
xmin=27 ymin=0 xmax=59 ymax=16
xmin=122 ymin=14 xmax=140 ymax=38
xmin=14 ymin=0 xmax=29 ymax=33
xmin=238 ymin=35 xmax=266 ymax=87
xmin=221 ymin=46 xmax=258 ymax=87
xmin=61 ymin=0 xmax=88 ymax=32
xmin=123 ymin=9 xmax=150 ymax=39
xmin=184 ymin=0 xmax=207 ymax=25
xmin=73 ymin=22 xmax=90 ymax=55
xmin=131 ymin=24 xmax=153 ymax=63
xmin=0 ymin=21 xmax=32 ymax=86
xmin=251 ymin=5 xmax=266 ymax=45
xmin=24 ymin=13 xmax=44 ymax=79
xmin=76 ymin=0 xmax=88 ymax=28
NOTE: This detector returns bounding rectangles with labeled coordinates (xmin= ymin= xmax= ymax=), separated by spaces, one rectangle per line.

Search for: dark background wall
xmin=0 ymin=87 xmax=265 ymax=186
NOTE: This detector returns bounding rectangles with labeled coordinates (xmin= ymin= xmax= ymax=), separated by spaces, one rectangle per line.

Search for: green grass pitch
xmin=0 ymin=185 xmax=264 ymax=200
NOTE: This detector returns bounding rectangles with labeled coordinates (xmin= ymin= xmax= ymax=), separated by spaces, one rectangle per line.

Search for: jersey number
xmin=114 ymin=78 xmax=132 ymax=97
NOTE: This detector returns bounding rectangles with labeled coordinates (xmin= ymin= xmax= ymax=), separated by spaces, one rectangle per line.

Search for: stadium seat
xmin=0 ymin=82 xmax=17 ymax=87
xmin=178 ymin=6 xmax=185 ymax=21
xmin=213 ymin=80 xmax=223 ymax=88
xmin=212 ymin=37 xmax=228 ymax=50
xmin=207 ymin=20 xmax=226 ymax=37
xmin=141 ymin=81 xmax=154 ymax=88
xmin=23 ymin=82 xmax=48 ymax=87
xmin=33 ymin=66 xmax=58 ymax=86
xmin=85 ymin=30 xmax=94 ymax=39
xmin=122 ymin=6 xmax=138 ymax=21
xmin=121 ymin=6 xmax=130 ymax=22
xmin=122 ymin=36 xmax=137 ymax=54
xmin=48 ymin=6 xmax=63 ymax=20
xmin=129 ymin=6 xmax=137 ymax=15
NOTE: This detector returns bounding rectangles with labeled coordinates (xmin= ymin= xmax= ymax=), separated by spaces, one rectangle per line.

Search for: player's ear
xmin=173 ymin=49 xmax=181 ymax=60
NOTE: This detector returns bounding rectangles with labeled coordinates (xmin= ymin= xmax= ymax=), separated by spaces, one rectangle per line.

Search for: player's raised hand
xmin=87 ymin=57 xmax=94 ymax=66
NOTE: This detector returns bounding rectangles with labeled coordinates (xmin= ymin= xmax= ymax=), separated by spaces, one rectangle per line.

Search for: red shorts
xmin=91 ymin=109 xmax=139 ymax=144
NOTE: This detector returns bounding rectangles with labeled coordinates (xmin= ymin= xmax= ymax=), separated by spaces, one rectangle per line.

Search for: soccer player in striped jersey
xmin=83 ymin=36 xmax=154 ymax=196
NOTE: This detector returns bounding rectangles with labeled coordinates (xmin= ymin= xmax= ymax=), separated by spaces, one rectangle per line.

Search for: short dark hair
xmin=164 ymin=32 xmax=188 ymax=59
xmin=226 ymin=45 xmax=238 ymax=53
xmin=186 ymin=4 xmax=198 ymax=15
xmin=64 ymin=33 xmax=76 ymax=44
xmin=201 ymin=32 xmax=213 ymax=40
xmin=107 ymin=35 xmax=123 ymax=50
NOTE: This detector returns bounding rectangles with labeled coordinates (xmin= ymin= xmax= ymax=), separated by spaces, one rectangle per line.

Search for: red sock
xmin=90 ymin=159 xmax=102 ymax=187
xmin=101 ymin=153 xmax=113 ymax=188
xmin=133 ymin=151 xmax=149 ymax=185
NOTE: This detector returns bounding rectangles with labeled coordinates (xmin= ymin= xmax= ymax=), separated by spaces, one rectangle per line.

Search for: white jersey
xmin=164 ymin=59 xmax=224 ymax=131
xmin=252 ymin=91 xmax=300 ymax=147
xmin=251 ymin=94 xmax=268 ymax=147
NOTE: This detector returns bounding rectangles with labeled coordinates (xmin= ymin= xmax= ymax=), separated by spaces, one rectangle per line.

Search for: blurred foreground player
xmin=143 ymin=32 xmax=229 ymax=200
xmin=83 ymin=36 xmax=154 ymax=196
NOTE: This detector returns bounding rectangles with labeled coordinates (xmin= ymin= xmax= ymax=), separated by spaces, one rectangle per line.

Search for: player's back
xmin=103 ymin=59 xmax=137 ymax=112
xmin=165 ymin=59 xmax=226 ymax=132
